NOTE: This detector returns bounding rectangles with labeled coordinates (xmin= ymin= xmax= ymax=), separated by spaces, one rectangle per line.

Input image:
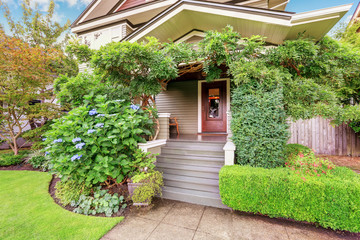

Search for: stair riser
xmin=161 ymin=148 xmax=224 ymax=157
xmin=157 ymin=157 xmax=224 ymax=167
xmin=162 ymin=190 xmax=227 ymax=209
xmin=157 ymin=168 xmax=219 ymax=179
xmin=166 ymin=142 xmax=225 ymax=150
xmin=164 ymin=180 xmax=219 ymax=193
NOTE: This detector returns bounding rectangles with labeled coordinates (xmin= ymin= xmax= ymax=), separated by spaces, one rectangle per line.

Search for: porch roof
xmin=122 ymin=0 xmax=351 ymax=44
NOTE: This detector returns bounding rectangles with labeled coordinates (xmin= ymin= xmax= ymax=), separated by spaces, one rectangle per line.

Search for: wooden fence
xmin=288 ymin=117 xmax=360 ymax=156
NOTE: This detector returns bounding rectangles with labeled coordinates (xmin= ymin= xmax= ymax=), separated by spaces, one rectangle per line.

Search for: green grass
xmin=0 ymin=171 xmax=123 ymax=240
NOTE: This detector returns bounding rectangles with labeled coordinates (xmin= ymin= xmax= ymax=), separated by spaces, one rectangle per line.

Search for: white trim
xmin=72 ymin=0 xmax=177 ymax=33
xmin=292 ymin=15 xmax=340 ymax=26
xmin=138 ymin=139 xmax=167 ymax=152
xmin=158 ymin=113 xmax=171 ymax=118
xmin=197 ymin=78 xmax=230 ymax=133
xmin=79 ymin=0 xmax=102 ymax=24
xmin=291 ymin=4 xmax=352 ymax=23
xmin=175 ymin=30 xmax=205 ymax=43
xmin=129 ymin=3 xmax=291 ymax=42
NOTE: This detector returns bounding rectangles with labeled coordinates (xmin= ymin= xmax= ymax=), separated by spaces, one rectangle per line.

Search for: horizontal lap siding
xmin=289 ymin=117 xmax=360 ymax=156
xmin=156 ymin=81 xmax=198 ymax=134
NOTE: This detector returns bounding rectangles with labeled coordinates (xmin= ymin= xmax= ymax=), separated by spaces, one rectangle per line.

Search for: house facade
xmin=72 ymin=0 xmax=351 ymax=137
xmin=71 ymin=0 xmax=353 ymax=207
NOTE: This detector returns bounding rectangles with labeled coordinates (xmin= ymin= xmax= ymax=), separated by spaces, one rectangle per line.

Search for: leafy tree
xmin=0 ymin=32 xmax=62 ymax=155
xmin=92 ymin=37 xmax=178 ymax=107
xmin=54 ymin=73 xmax=130 ymax=109
xmin=0 ymin=0 xmax=77 ymax=76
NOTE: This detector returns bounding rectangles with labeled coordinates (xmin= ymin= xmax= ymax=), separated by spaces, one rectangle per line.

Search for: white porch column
xmin=158 ymin=113 xmax=171 ymax=140
xmin=224 ymin=111 xmax=236 ymax=165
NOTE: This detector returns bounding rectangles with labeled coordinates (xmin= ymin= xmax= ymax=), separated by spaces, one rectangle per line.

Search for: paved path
xmin=102 ymin=199 xmax=358 ymax=240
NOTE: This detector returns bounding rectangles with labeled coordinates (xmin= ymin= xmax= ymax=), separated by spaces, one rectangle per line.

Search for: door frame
xmin=197 ymin=78 xmax=230 ymax=133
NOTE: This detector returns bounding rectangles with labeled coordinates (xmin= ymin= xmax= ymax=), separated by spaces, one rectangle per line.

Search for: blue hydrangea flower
xmin=95 ymin=123 xmax=104 ymax=128
xmin=75 ymin=142 xmax=86 ymax=149
xmin=72 ymin=137 xmax=82 ymax=143
xmin=71 ymin=154 xmax=82 ymax=161
xmin=96 ymin=114 xmax=105 ymax=117
xmin=87 ymin=129 xmax=96 ymax=134
xmin=45 ymin=151 xmax=49 ymax=156
xmin=42 ymin=138 xmax=47 ymax=141
xmin=130 ymin=104 xmax=140 ymax=110
xmin=53 ymin=139 xmax=63 ymax=143
xmin=89 ymin=109 xmax=97 ymax=116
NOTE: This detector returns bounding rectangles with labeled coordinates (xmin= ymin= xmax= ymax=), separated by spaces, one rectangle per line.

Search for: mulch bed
xmin=0 ymin=162 xmax=39 ymax=171
xmin=319 ymin=155 xmax=360 ymax=173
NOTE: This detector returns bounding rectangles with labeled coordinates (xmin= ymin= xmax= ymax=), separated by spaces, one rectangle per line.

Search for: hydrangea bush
xmin=44 ymin=95 xmax=154 ymax=185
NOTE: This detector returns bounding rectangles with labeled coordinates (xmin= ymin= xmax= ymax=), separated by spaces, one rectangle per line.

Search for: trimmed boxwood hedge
xmin=219 ymin=165 xmax=360 ymax=233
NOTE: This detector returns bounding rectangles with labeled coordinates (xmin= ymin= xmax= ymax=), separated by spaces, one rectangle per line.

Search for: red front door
xmin=201 ymin=81 xmax=227 ymax=133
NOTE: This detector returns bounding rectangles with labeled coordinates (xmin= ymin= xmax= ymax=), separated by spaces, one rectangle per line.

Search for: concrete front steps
xmin=156 ymin=139 xmax=228 ymax=209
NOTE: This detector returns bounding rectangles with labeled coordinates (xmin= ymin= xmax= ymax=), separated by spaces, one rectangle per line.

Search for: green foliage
xmin=66 ymin=38 xmax=94 ymax=64
xmin=284 ymin=144 xmax=312 ymax=161
xmin=285 ymin=150 xmax=336 ymax=176
xmin=21 ymin=121 xmax=53 ymax=150
xmin=349 ymin=121 xmax=360 ymax=133
xmin=219 ymin=165 xmax=360 ymax=232
xmin=55 ymin=179 xmax=92 ymax=206
xmin=44 ymin=96 xmax=154 ymax=185
xmin=0 ymin=153 xmax=23 ymax=166
xmin=54 ymin=73 xmax=130 ymax=108
xmin=71 ymin=186 xmax=127 ymax=217
xmin=91 ymin=37 xmax=178 ymax=106
xmin=0 ymin=0 xmax=77 ymax=76
xmin=129 ymin=149 xmax=157 ymax=175
xmin=27 ymin=153 xmax=50 ymax=170
xmin=131 ymin=171 xmax=163 ymax=205
xmin=231 ymin=69 xmax=289 ymax=168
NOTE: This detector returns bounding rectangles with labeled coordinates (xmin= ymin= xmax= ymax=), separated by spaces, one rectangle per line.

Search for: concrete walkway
xmin=102 ymin=199 xmax=358 ymax=240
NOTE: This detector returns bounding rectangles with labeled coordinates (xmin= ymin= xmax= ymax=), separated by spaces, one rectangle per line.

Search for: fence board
xmin=289 ymin=117 xmax=360 ymax=156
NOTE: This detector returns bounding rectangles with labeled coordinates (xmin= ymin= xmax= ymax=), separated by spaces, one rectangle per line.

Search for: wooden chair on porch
xmin=169 ymin=117 xmax=179 ymax=135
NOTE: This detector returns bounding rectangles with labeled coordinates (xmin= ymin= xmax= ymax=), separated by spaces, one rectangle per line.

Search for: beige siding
xmin=156 ymin=81 xmax=198 ymax=134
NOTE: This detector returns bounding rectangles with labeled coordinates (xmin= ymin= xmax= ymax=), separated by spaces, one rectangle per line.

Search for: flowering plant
xmin=44 ymin=95 xmax=154 ymax=185
xmin=285 ymin=150 xmax=336 ymax=177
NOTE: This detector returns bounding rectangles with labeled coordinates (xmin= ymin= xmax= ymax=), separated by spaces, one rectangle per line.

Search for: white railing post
xmin=224 ymin=111 xmax=236 ymax=165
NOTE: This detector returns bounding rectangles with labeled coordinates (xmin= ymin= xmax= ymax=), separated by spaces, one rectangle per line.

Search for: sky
xmin=0 ymin=0 xmax=358 ymax=35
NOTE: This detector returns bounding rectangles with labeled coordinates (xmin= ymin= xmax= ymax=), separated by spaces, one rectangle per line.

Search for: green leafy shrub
xmin=54 ymin=73 xmax=130 ymax=108
xmin=44 ymin=95 xmax=154 ymax=185
xmin=231 ymin=85 xmax=289 ymax=168
xmin=286 ymin=151 xmax=336 ymax=176
xmin=28 ymin=156 xmax=46 ymax=168
xmin=284 ymin=144 xmax=312 ymax=161
xmin=71 ymin=187 xmax=127 ymax=217
xmin=55 ymin=179 xmax=92 ymax=206
xmin=131 ymin=171 xmax=163 ymax=205
xmin=219 ymin=165 xmax=360 ymax=232
xmin=0 ymin=153 xmax=23 ymax=166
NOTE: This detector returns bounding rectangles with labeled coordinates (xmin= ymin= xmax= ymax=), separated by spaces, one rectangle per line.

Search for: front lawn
xmin=0 ymin=171 xmax=123 ymax=240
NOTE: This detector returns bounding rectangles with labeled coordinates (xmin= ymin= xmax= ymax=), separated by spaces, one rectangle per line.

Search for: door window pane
xmin=208 ymin=88 xmax=220 ymax=118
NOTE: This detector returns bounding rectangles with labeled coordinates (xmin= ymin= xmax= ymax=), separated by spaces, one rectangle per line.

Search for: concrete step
xmin=161 ymin=146 xmax=224 ymax=157
xmin=161 ymin=186 xmax=227 ymax=209
xmin=165 ymin=141 xmax=225 ymax=151
xmin=156 ymin=162 xmax=221 ymax=179
xmin=157 ymin=154 xmax=224 ymax=167
xmin=163 ymin=173 xmax=220 ymax=193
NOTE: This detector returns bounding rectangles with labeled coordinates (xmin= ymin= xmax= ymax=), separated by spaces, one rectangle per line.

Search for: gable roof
xmin=121 ymin=0 xmax=351 ymax=44
xmin=72 ymin=0 xmax=290 ymax=28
